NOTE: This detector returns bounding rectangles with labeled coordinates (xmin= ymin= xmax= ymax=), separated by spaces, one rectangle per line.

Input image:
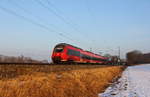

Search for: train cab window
xmin=54 ymin=45 xmax=64 ymax=52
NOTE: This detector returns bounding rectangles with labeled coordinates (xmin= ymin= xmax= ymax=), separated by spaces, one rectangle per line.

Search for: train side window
xmin=67 ymin=49 xmax=80 ymax=57
xmin=81 ymin=54 xmax=91 ymax=60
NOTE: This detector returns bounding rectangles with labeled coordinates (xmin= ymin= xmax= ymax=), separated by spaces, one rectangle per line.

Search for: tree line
xmin=0 ymin=55 xmax=48 ymax=63
xmin=126 ymin=50 xmax=150 ymax=65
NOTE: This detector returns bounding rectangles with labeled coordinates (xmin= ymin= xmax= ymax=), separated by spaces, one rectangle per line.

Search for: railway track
xmin=0 ymin=62 xmax=121 ymax=66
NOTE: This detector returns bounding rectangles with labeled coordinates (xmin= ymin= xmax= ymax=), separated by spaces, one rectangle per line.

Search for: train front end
xmin=52 ymin=44 xmax=67 ymax=63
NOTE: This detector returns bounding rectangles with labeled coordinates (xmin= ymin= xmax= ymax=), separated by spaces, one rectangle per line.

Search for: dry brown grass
xmin=0 ymin=64 xmax=107 ymax=80
xmin=0 ymin=65 xmax=125 ymax=97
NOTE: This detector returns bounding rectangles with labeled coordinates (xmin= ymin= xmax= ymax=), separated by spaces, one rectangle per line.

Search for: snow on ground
xmin=99 ymin=64 xmax=150 ymax=97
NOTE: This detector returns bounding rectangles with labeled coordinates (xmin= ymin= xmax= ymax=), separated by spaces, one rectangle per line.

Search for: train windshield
xmin=54 ymin=45 xmax=64 ymax=52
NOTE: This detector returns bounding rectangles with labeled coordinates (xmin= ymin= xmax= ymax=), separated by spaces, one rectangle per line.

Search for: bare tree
xmin=0 ymin=55 xmax=44 ymax=63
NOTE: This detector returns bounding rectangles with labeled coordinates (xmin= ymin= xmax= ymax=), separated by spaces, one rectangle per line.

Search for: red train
xmin=52 ymin=43 xmax=108 ymax=64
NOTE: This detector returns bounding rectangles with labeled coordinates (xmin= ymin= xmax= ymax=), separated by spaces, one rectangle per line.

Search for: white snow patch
xmin=99 ymin=64 xmax=150 ymax=97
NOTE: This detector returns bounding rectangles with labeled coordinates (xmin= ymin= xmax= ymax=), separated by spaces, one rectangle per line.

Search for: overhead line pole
xmin=118 ymin=46 xmax=120 ymax=59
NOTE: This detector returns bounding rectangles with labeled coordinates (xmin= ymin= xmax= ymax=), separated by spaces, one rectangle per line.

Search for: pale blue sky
xmin=0 ymin=0 xmax=150 ymax=61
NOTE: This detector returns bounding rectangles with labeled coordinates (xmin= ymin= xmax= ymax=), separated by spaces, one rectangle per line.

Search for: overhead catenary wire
xmin=84 ymin=0 xmax=99 ymax=44
xmin=84 ymin=0 xmax=99 ymax=29
xmin=6 ymin=0 xmax=77 ymax=41
xmin=34 ymin=0 xmax=89 ymax=38
xmin=0 ymin=5 xmax=76 ymax=43
xmin=9 ymin=0 xmax=92 ymax=47
xmin=44 ymin=0 xmax=64 ymax=16
xmin=1 ymin=0 xmax=95 ymax=50
xmin=44 ymin=0 xmax=80 ymax=30
xmin=84 ymin=0 xmax=95 ymax=22
xmin=8 ymin=0 xmax=88 ymax=47
xmin=7 ymin=0 xmax=64 ymax=34
xmin=34 ymin=0 xmax=93 ymax=48
xmin=34 ymin=0 xmax=80 ymax=33
xmin=43 ymin=0 xmax=87 ymax=38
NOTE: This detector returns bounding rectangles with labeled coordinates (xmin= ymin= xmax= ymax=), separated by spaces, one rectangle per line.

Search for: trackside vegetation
xmin=0 ymin=64 xmax=125 ymax=97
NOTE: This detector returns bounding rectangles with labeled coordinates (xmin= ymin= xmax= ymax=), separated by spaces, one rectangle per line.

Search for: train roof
xmin=56 ymin=43 xmax=83 ymax=50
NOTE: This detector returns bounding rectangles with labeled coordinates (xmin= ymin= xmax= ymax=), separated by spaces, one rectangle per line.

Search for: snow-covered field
xmin=99 ymin=64 xmax=150 ymax=97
